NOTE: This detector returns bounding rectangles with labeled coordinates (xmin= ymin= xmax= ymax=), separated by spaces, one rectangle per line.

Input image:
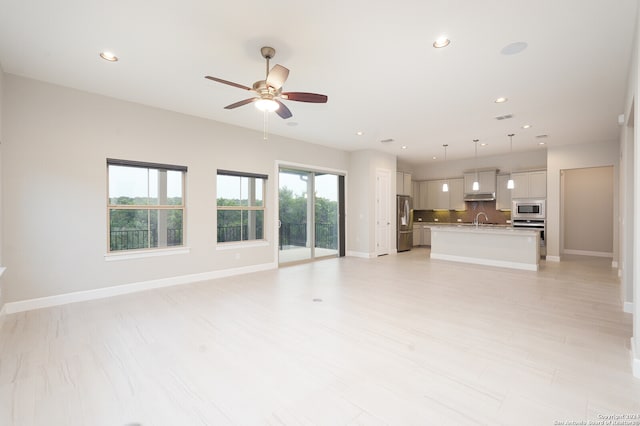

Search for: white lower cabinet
xmin=413 ymin=225 xmax=431 ymax=246
xmin=413 ymin=226 xmax=422 ymax=246
xmin=423 ymin=227 xmax=431 ymax=246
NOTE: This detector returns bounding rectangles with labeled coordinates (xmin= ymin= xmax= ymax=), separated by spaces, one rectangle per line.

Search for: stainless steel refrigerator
xmin=397 ymin=195 xmax=413 ymax=252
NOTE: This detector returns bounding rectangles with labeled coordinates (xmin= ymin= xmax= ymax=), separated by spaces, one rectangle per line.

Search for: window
xmin=217 ymin=170 xmax=267 ymax=243
xmin=107 ymin=159 xmax=186 ymax=252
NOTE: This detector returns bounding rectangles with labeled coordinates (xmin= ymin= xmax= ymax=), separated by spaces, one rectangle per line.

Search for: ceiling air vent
xmin=494 ymin=113 xmax=514 ymax=121
xmin=380 ymin=138 xmax=395 ymax=143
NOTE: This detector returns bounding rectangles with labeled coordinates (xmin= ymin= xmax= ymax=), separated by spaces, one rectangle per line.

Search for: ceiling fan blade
xmin=205 ymin=76 xmax=252 ymax=91
xmin=281 ymin=92 xmax=328 ymax=103
xmin=274 ymin=100 xmax=292 ymax=119
xmin=224 ymin=98 xmax=258 ymax=109
xmin=266 ymin=64 xmax=289 ymax=90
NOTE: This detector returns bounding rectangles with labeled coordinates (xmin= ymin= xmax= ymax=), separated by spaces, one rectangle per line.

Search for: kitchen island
xmin=429 ymin=225 xmax=541 ymax=271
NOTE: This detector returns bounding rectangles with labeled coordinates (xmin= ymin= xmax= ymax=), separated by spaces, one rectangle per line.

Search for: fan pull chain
xmin=263 ymin=110 xmax=269 ymax=141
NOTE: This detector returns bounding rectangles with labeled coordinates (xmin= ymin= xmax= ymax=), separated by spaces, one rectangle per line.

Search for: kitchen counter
xmin=430 ymin=225 xmax=540 ymax=271
xmin=416 ymin=222 xmax=512 ymax=227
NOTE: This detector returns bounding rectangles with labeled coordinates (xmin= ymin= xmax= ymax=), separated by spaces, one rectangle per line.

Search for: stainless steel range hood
xmin=464 ymin=192 xmax=496 ymax=201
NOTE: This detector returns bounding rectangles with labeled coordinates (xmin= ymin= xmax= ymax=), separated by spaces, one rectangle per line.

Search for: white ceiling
xmin=0 ymin=0 xmax=637 ymax=164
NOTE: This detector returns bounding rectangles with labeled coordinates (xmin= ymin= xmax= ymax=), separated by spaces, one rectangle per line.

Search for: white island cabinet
xmin=430 ymin=226 xmax=540 ymax=271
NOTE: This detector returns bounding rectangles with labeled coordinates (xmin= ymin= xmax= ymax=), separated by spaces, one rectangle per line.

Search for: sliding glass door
xmin=278 ymin=168 xmax=342 ymax=264
xmin=313 ymin=173 xmax=339 ymax=258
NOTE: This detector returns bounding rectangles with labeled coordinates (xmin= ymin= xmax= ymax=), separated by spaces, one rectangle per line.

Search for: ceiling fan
xmin=205 ymin=46 xmax=328 ymax=119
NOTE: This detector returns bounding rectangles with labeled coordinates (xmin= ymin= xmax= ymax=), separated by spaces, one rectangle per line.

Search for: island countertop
xmin=430 ymin=225 xmax=541 ymax=271
xmin=428 ymin=224 xmax=539 ymax=236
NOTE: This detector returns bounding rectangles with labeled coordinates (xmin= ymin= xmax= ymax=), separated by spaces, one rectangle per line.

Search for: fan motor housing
xmin=252 ymin=80 xmax=280 ymax=99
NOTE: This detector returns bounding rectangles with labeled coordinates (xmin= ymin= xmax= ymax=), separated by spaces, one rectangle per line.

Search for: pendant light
xmin=442 ymin=144 xmax=449 ymax=192
xmin=507 ymin=133 xmax=515 ymax=189
xmin=472 ymin=139 xmax=480 ymax=191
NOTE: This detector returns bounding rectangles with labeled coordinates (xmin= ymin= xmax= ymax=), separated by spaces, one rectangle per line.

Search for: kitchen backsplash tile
xmin=414 ymin=200 xmax=511 ymax=224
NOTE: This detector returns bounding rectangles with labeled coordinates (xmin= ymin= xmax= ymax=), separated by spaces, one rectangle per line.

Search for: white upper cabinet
xmin=396 ymin=171 xmax=412 ymax=195
xmin=449 ymin=178 xmax=465 ymax=210
xmin=425 ymin=180 xmax=450 ymax=210
xmin=425 ymin=180 xmax=439 ymax=210
xmin=496 ymin=174 xmax=512 ymax=210
xmin=404 ymin=173 xmax=412 ymax=195
xmin=418 ymin=181 xmax=429 ymax=210
xmin=463 ymin=170 xmax=497 ymax=193
xmin=511 ymin=170 xmax=546 ymax=199
xmin=528 ymin=171 xmax=547 ymax=198
xmin=412 ymin=181 xmax=420 ymax=207
xmin=420 ymin=178 xmax=465 ymax=210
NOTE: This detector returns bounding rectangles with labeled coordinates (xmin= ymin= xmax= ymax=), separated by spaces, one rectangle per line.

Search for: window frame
xmin=106 ymin=158 xmax=187 ymax=253
xmin=216 ymin=169 xmax=267 ymax=244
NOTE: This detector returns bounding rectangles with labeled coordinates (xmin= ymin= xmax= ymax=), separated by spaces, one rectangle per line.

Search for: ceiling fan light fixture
xmin=255 ymin=99 xmax=279 ymax=112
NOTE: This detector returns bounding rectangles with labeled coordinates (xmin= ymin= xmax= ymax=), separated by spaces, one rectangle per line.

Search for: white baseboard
xmin=563 ymin=249 xmax=613 ymax=258
xmin=3 ymin=262 xmax=277 ymax=315
xmin=430 ymin=253 xmax=538 ymax=272
xmin=546 ymin=255 xmax=561 ymax=262
xmin=347 ymin=251 xmax=374 ymax=259
xmin=632 ymin=338 xmax=640 ymax=379
xmin=624 ymin=302 xmax=634 ymax=314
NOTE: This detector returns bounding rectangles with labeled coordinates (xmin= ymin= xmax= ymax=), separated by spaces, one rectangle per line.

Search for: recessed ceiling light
xmin=522 ymin=124 xmax=532 ymax=129
xmin=495 ymin=97 xmax=508 ymax=103
xmin=99 ymin=51 xmax=118 ymax=62
xmin=480 ymin=143 xmax=488 ymax=147
xmin=433 ymin=35 xmax=451 ymax=48
xmin=356 ymin=131 xmax=363 ymax=136
xmin=538 ymin=141 xmax=546 ymax=146
xmin=432 ymin=156 xmax=437 ymax=160
xmin=401 ymin=145 xmax=407 ymax=150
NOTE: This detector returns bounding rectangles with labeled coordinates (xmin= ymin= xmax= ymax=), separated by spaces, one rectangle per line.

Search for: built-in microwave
xmin=512 ymin=199 xmax=545 ymax=219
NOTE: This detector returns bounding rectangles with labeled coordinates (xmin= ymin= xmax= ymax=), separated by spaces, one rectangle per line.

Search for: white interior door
xmin=376 ymin=169 xmax=391 ymax=256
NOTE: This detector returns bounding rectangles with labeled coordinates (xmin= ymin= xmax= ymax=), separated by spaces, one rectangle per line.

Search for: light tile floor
xmin=0 ymin=248 xmax=638 ymax=425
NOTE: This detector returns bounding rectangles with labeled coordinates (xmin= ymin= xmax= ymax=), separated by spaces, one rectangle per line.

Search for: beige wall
xmin=399 ymin=149 xmax=547 ymax=180
xmin=0 ymin=63 xmax=4 ymax=307
xmin=563 ymin=167 xmax=614 ymax=255
xmin=348 ymin=150 xmax=397 ymax=256
xmin=627 ymin=1 xmax=640 ymax=376
xmin=1 ymin=74 xmax=352 ymax=303
xmin=546 ymin=141 xmax=619 ymax=262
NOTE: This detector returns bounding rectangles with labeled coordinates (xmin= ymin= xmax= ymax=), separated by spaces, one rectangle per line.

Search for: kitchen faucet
xmin=474 ymin=212 xmax=488 ymax=228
